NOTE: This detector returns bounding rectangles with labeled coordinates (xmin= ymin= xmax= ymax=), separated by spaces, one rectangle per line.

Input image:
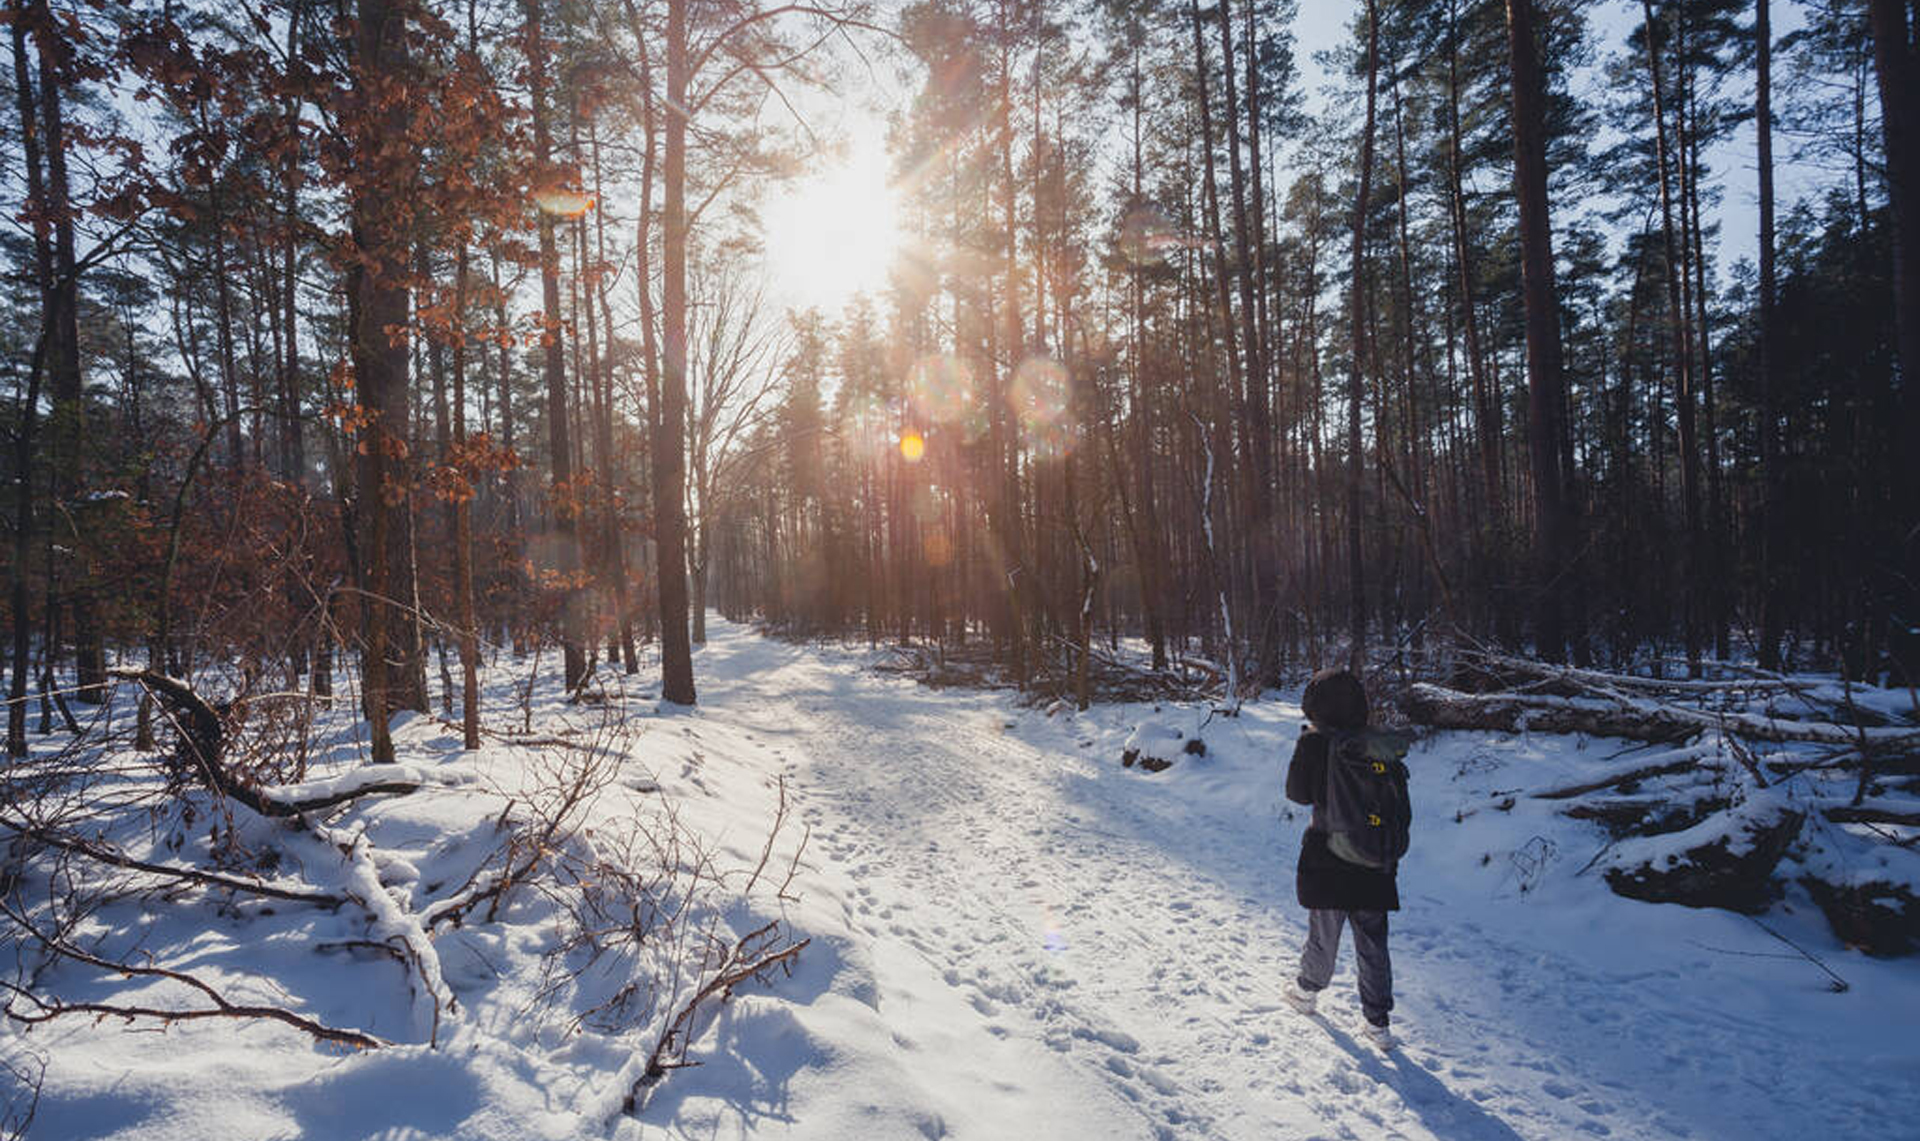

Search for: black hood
xmin=1302 ymin=667 xmax=1369 ymax=730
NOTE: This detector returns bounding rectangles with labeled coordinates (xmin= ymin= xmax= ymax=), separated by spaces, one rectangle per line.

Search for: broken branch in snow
xmin=1746 ymin=915 xmax=1852 ymax=993
xmin=1822 ymin=805 xmax=1920 ymax=827
xmin=625 ymin=919 xmax=809 ymax=1111
xmin=311 ymin=826 xmax=453 ymax=1045
xmin=1458 ymin=651 xmax=1806 ymax=695
xmin=108 ymin=669 xmax=422 ymax=817
xmin=2 ymin=821 xmax=345 ymax=907
xmin=1532 ymin=757 xmax=1720 ymax=801
xmin=1407 ymin=683 xmax=1920 ymax=749
xmin=0 ymin=898 xmax=383 ymax=1050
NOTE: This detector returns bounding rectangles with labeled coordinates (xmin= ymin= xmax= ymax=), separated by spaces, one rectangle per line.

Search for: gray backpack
xmin=1319 ymin=729 xmax=1412 ymax=870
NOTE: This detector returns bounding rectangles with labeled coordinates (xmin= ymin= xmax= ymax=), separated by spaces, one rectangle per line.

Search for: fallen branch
xmin=623 ymin=920 xmax=809 ymax=1113
xmin=257 ymin=766 xmax=425 ymax=817
xmin=1408 ymin=683 xmax=1920 ymax=749
xmin=1534 ymin=758 xmax=1716 ymax=801
xmin=1821 ymin=805 xmax=1920 ymax=827
xmin=108 ymin=669 xmax=421 ymax=817
xmin=314 ymin=828 xmax=453 ymax=1045
xmin=0 ymin=899 xmax=383 ymax=1050
xmin=423 ymin=852 xmax=540 ymax=931
xmin=3 ymin=822 xmax=345 ymax=907
xmin=1747 ymin=915 xmax=1851 ymax=993
xmin=1462 ymin=651 xmax=1804 ymax=695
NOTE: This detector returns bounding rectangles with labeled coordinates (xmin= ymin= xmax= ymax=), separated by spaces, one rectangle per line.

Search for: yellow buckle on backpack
xmin=1367 ymin=813 xmax=1381 ymax=827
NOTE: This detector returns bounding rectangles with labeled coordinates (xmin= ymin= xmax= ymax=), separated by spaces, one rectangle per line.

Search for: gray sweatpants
xmin=1297 ymin=908 xmax=1393 ymax=1026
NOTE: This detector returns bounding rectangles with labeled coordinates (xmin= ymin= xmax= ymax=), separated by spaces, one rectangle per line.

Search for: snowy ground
xmin=13 ymin=616 xmax=1920 ymax=1140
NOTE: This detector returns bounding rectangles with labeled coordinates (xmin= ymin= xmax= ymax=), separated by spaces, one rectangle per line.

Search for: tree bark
xmin=1347 ymin=0 xmax=1380 ymax=666
xmin=656 ymin=0 xmax=696 ymax=705
xmin=1641 ymin=0 xmax=1702 ymax=672
xmin=1756 ymin=0 xmax=1783 ymax=672
xmin=1865 ymin=0 xmax=1920 ymax=684
xmin=1507 ymin=0 xmax=1573 ymax=662
xmin=525 ymin=0 xmax=588 ymax=692
xmin=349 ymin=0 xmax=412 ymax=764
xmin=1214 ymin=0 xmax=1278 ymax=688
xmin=452 ymin=244 xmax=480 ymax=750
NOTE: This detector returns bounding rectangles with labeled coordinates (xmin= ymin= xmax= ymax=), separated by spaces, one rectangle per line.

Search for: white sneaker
xmin=1284 ymin=986 xmax=1318 ymax=1015
xmin=1362 ymin=1021 xmax=1395 ymax=1051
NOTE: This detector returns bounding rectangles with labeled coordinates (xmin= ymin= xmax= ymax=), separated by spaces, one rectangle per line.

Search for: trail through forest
xmin=648 ymin=621 xmax=1917 ymax=1141
xmin=15 ymin=619 xmax=1916 ymax=1141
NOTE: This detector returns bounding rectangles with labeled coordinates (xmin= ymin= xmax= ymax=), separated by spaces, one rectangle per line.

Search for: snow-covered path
xmin=14 ymin=618 xmax=1916 ymax=1140
xmin=664 ymin=621 xmax=1920 ymax=1141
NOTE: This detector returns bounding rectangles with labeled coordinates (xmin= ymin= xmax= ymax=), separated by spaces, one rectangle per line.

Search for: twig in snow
xmin=1744 ymin=916 xmax=1851 ymax=993
xmin=0 ymin=898 xmax=384 ymax=1049
xmin=623 ymin=920 xmax=809 ymax=1113
xmin=1 ymin=821 xmax=345 ymax=907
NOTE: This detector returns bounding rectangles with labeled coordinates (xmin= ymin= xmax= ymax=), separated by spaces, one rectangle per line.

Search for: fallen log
xmin=109 ymin=669 xmax=420 ymax=817
xmin=1599 ymin=794 xmax=1805 ymax=914
xmin=1801 ymin=877 xmax=1920 ymax=956
xmin=1407 ymin=683 xmax=1920 ymax=749
xmin=1531 ymin=742 xmax=1724 ymax=800
xmin=1460 ymin=651 xmax=1804 ymax=695
xmin=1822 ymin=806 xmax=1920 ymax=828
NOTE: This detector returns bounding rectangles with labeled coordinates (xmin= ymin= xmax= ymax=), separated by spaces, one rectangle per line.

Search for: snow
xmin=260 ymin=763 xmax=428 ymax=804
xmin=1121 ymin=716 xmax=1203 ymax=769
xmin=1596 ymin=783 xmax=1790 ymax=872
xmin=10 ymin=616 xmax=1920 ymax=1140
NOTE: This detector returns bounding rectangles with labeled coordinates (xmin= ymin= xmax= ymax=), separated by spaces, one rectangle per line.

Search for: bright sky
xmin=752 ymin=1 xmax=1848 ymax=320
xmin=760 ymin=134 xmax=903 ymax=315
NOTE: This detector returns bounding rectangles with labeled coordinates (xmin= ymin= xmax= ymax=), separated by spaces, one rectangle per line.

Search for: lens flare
xmin=1022 ymin=417 xmax=1080 ymax=460
xmin=1010 ymin=356 xmax=1075 ymax=456
xmin=1117 ymin=202 xmax=1196 ymax=265
xmin=533 ymin=187 xmax=596 ymax=218
xmin=1041 ymin=905 xmax=1067 ymax=955
xmin=1010 ymin=356 xmax=1069 ymax=425
xmin=899 ymin=430 xmax=926 ymax=462
xmin=907 ymin=354 xmax=975 ymax=423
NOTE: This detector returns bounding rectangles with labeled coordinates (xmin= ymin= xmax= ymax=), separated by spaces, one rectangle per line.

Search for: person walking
xmin=1282 ymin=666 xmax=1409 ymax=1051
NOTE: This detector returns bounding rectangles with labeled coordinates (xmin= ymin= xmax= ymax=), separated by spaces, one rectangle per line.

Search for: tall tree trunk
xmin=525 ymin=0 xmax=588 ymax=692
xmin=588 ymin=118 xmax=638 ymax=673
xmin=350 ymin=0 xmax=412 ymax=764
xmin=1756 ymin=0 xmax=1783 ymax=671
xmin=1507 ymin=0 xmax=1573 ymax=662
xmin=1214 ymin=0 xmax=1279 ymax=688
xmin=281 ymin=0 xmax=306 ymax=483
xmin=656 ymin=0 xmax=696 ymax=704
xmin=1446 ymin=0 xmax=1506 ymax=645
xmin=452 ymin=244 xmax=480 ymax=749
xmin=1346 ymin=0 xmax=1380 ymax=666
xmin=1680 ymin=87 xmax=1727 ymax=661
xmin=1641 ymin=0 xmax=1700 ymax=671
xmin=993 ymin=24 xmax=1027 ymax=684
xmin=9 ymin=7 xmax=47 ymax=755
xmin=26 ymin=0 xmax=101 ymax=704
xmin=1865 ymin=0 xmax=1920 ymax=683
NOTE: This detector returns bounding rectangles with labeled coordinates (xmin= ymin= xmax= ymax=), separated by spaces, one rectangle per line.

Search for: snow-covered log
xmin=1801 ymin=877 xmax=1920 ymax=957
xmin=1598 ymin=790 xmax=1805 ymax=914
xmin=1457 ymin=651 xmax=1806 ymax=695
xmin=1121 ymin=718 xmax=1205 ymax=773
xmin=110 ymin=669 xmax=421 ymax=817
xmin=1407 ymin=682 xmax=1920 ymax=748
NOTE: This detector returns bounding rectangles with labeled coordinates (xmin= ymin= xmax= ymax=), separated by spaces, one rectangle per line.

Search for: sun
xmin=762 ymin=139 xmax=901 ymax=311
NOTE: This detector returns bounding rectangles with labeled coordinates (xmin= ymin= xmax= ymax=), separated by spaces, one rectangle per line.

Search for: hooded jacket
xmin=1285 ymin=669 xmax=1400 ymax=912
